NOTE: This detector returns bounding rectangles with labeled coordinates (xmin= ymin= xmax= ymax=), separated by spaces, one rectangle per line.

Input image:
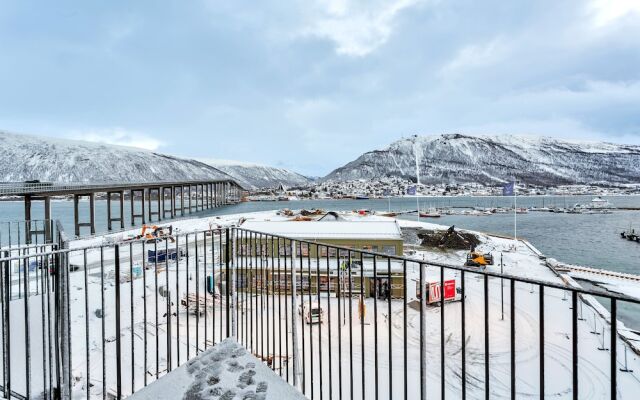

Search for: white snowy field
xmin=2 ymin=210 xmax=640 ymax=399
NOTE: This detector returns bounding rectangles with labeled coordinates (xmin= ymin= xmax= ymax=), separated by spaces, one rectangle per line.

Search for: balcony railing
xmin=0 ymin=224 xmax=637 ymax=399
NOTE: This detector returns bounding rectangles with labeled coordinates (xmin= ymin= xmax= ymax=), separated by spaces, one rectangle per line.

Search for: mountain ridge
xmin=199 ymin=159 xmax=312 ymax=190
xmin=323 ymin=133 xmax=640 ymax=185
xmin=0 ymin=131 xmax=308 ymax=189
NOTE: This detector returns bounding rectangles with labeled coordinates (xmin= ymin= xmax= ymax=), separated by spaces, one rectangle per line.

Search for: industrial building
xmin=233 ymin=219 xmax=406 ymax=298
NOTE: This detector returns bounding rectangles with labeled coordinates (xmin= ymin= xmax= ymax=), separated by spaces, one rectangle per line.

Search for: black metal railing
xmin=232 ymin=228 xmax=640 ymax=400
xmin=0 ymin=220 xmax=56 ymax=248
xmin=0 ymin=224 xmax=638 ymax=399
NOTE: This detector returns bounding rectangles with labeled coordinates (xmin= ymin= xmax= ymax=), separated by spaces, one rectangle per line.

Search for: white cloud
xmin=302 ymin=0 xmax=424 ymax=57
xmin=440 ymin=37 xmax=509 ymax=75
xmin=68 ymin=128 xmax=164 ymax=151
xmin=589 ymin=0 xmax=640 ymax=27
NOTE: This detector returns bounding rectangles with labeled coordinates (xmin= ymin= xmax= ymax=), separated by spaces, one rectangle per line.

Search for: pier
xmin=0 ymin=179 xmax=243 ymax=241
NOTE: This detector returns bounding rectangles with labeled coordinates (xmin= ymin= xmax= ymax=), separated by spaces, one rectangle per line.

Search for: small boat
xmin=573 ymin=197 xmax=615 ymax=211
xmin=621 ymin=228 xmax=639 ymax=241
xmin=419 ymin=207 xmax=441 ymax=218
xmin=589 ymin=197 xmax=614 ymax=209
xmin=529 ymin=207 xmax=551 ymax=212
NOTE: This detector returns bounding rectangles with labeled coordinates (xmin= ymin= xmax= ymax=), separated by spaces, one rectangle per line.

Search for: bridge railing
xmin=0 ymin=225 xmax=638 ymax=399
xmin=0 ymin=180 xmax=241 ymax=196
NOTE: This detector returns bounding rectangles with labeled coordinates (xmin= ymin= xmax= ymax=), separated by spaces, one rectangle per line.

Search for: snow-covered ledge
xmin=129 ymin=338 xmax=305 ymax=400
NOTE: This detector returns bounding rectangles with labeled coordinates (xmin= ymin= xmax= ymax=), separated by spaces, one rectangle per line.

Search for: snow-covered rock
xmin=324 ymin=133 xmax=640 ymax=185
xmin=200 ymin=159 xmax=311 ymax=190
xmin=0 ymin=131 xmax=235 ymax=184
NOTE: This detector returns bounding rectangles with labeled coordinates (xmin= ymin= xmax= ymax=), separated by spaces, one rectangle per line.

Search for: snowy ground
xmin=3 ymin=210 xmax=640 ymax=399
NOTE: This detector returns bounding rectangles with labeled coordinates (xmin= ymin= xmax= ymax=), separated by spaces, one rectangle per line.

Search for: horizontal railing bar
xmin=0 ymin=227 xmax=229 ymax=262
xmin=235 ymin=227 xmax=640 ymax=304
xmin=2 ymin=224 xmax=637 ymax=305
xmin=0 ymin=219 xmax=51 ymax=224
xmin=0 ymin=243 xmax=57 ymax=252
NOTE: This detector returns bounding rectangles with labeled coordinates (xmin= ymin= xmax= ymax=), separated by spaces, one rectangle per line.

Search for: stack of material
xmin=299 ymin=209 xmax=324 ymax=216
xmin=290 ymin=216 xmax=313 ymax=221
xmin=417 ymin=225 xmax=480 ymax=250
xmin=181 ymin=293 xmax=217 ymax=315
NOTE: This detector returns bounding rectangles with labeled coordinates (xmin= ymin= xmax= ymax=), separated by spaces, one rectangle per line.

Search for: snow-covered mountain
xmin=323 ymin=134 xmax=640 ymax=185
xmin=0 ymin=131 xmax=236 ymax=184
xmin=200 ymin=159 xmax=312 ymax=190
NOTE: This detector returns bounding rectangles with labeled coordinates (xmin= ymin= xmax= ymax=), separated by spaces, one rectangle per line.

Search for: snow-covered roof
xmin=240 ymin=220 xmax=403 ymax=240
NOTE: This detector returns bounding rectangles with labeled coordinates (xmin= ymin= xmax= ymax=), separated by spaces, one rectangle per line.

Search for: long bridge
xmin=0 ymin=179 xmax=243 ymax=240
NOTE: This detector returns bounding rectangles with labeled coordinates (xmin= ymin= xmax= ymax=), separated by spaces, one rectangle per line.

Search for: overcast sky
xmin=1 ymin=0 xmax=639 ymax=176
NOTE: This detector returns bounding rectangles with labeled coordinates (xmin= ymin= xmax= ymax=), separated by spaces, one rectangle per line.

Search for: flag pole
xmin=513 ymin=179 xmax=517 ymax=244
xmin=415 ymin=139 xmax=420 ymax=217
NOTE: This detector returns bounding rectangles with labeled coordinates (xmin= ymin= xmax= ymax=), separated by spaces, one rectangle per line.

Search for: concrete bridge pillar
xmin=195 ymin=184 xmax=199 ymax=211
xmin=73 ymin=193 xmax=95 ymax=237
xmin=148 ymin=188 xmax=161 ymax=222
xmin=23 ymin=195 xmax=53 ymax=243
xmin=180 ymin=186 xmax=185 ymax=216
xmin=162 ymin=187 xmax=175 ymax=219
xmin=43 ymin=196 xmax=51 ymax=241
xmin=130 ymin=189 xmax=146 ymax=226
xmin=171 ymin=186 xmax=176 ymax=217
xmin=107 ymin=191 xmax=124 ymax=231
xmin=156 ymin=188 xmax=162 ymax=221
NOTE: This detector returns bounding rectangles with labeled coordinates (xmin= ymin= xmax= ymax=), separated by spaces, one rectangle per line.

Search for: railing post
xmin=231 ymin=228 xmax=239 ymax=339
xmin=420 ymin=262 xmax=426 ymax=400
xmin=290 ymin=239 xmax=301 ymax=389
xmin=58 ymin=238 xmax=71 ymax=400
xmin=115 ymin=245 xmax=122 ymax=399
xmin=1 ymin=250 xmax=11 ymax=399
xmin=226 ymin=228 xmax=232 ymax=338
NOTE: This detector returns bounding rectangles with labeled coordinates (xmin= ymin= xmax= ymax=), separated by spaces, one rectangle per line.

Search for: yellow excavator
xmin=465 ymin=245 xmax=494 ymax=267
xmin=137 ymin=224 xmax=175 ymax=243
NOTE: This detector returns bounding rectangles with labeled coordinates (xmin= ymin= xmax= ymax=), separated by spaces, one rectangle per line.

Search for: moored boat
xmin=419 ymin=207 xmax=441 ymax=218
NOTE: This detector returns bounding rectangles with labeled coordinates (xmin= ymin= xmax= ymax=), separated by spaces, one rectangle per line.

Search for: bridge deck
xmin=0 ymin=179 xmax=242 ymax=196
